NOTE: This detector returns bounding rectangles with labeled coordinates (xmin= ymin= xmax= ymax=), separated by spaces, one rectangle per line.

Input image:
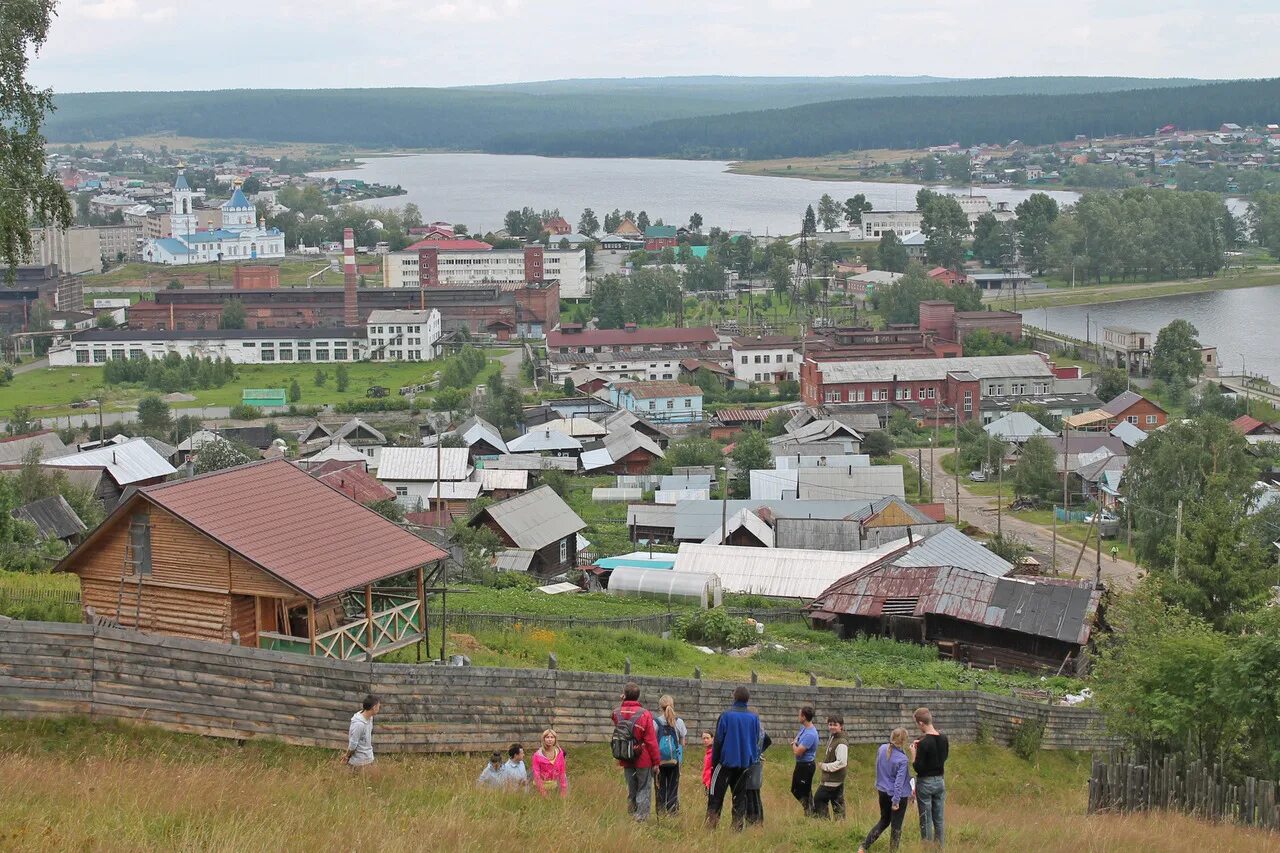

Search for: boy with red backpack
xmin=610 ymin=681 xmax=661 ymax=822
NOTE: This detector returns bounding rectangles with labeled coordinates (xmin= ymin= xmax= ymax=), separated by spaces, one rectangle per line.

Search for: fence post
xmin=548 ymin=653 xmax=557 ymax=670
xmin=751 ymin=670 xmax=757 ymax=684
xmin=694 ymin=667 xmax=701 ymax=680
xmin=624 ymin=657 xmax=631 ymax=676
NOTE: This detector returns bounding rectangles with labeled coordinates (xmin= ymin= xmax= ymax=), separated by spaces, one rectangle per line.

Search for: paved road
xmin=12 ymin=357 xmax=49 ymax=376
xmin=498 ymin=347 xmax=524 ymax=384
xmin=920 ymin=449 xmax=1141 ymax=587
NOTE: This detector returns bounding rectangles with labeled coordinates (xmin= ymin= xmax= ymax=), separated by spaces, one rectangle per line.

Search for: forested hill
xmin=46 ymin=75 xmax=1205 ymax=147
xmin=488 ymin=78 xmax=1280 ymax=160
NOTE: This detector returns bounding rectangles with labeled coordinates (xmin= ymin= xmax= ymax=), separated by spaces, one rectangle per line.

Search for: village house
xmin=309 ymin=459 xmax=396 ymax=505
xmin=41 ymin=438 xmax=176 ymax=510
xmin=468 ymin=485 xmax=587 ymax=575
xmin=729 ymin=335 xmax=802 ymax=385
xmin=1100 ymin=390 xmax=1168 ymax=432
xmin=376 ymin=447 xmax=475 ymax=515
xmin=55 ymin=459 xmax=446 ymax=659
xmin=12 ymin=495 xmax=87 ymax=548
xmin=610 ymin=380 xmax=704 ymax=423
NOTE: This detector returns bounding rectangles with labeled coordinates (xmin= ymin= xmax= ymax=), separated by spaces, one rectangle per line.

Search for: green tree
xmin=762 ymin=410 xmax=789 ymax=438
xmin=8 ymin=406 xmax=35 ymax=436
xmin=873 ymin=263 xmax=981 ymax=325
xmin=1252 ymin=191 xmax=1280 ymax=260
xmin=862 ymin=430 xmax=894 ymax=459
xmin=1093 ymin=367 xmax=1129 ymax=403
xmin=577 ymin=208 xmax=599 ymax=237
xmin=843 ymin=194 xmax=872 ymax=228
xmin=1011 ymin=434 xmax=1056 ymax=501
xmin=136 ymin=395 xmax=171 ymax=438
xmin=688 ymin=212 xmax=703 ymax=232
xmin=219 ymin=298 xmax=246 ymax=330
xmin=957 ymin=421 xmax=1008 ymax=475
xmin=920 ymin=194 xmax=969 ymax=269
xmin=288 ymin=379 xmax=302 ymax=403
xmin=1014 ymin=192 xmax=1059 ymax=274
xmin=402 ymin=202 xmax=423 ymax=229
xmin=875 ymin=231 xmax=908 ymax=273
xmin=801 ymin=204 xmax=817 ymax=238
xmin=95 ymin=311 xmax=116 ymax=329
xmin=335 ymin=363 xmax=350 ymax=392
xmin=816 ymin=194 xmax=841 ymax=231
xmin=943 ymin=154 xmax=972 ymax=183
xmin=365 ymin=498 xmax=405 ymax=523
xmin=636 ymin=211 xmax=650 ymax=232
xmin=1151 ymin=319 xmax=1203 ymax=396
xmin=0 ymin=1 xmax=73 ymax=277
xmin=603 ymin=209 xmax=622 ymax=233
xmin=314 ymin=369 xmax=327 ymax=387
xmin=194 ymin=439 xmax=253 ymax=474
xmin=768 ymin=257 xmax=791 ymax=296
xmin=729 ymin=431 xmax=772 ymax=496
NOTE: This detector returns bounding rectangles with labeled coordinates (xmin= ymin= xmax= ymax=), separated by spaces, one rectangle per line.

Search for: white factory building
xmin=382 ymin=247 xmax=589 ymax=299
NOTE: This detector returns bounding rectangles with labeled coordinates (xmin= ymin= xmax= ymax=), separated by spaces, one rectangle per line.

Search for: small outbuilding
xmin=608 ymin=566 xmax=722 ymax=608
xmin=468 ymin=485 xmax=587 ymax=575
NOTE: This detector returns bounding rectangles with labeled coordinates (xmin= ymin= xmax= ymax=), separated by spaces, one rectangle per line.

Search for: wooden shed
xmin=468 ymin=485 xmax=586 ymax=575
xmin=56 ymin=459 xmax=447 ymax=660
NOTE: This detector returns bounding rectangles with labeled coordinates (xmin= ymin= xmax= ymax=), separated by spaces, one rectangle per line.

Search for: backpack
xmin=611 ymin=707 xmax=643 ymax=762
xmin=657 ymin=719 xmax=682 ymax=765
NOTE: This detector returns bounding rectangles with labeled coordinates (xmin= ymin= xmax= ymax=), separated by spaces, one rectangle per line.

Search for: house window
xmin=261 ymin=349 xmax=275 ymax=362
xmin=762 ymin=355 xmax=771 ymax=364
xmin=992 ymin=384 xmax=1004 ymax=397
xmin=787 ymin=354 xmax=794 ymax=362
xmin=1146 ymin=414 xmax=1158 ymax=425
xmin=559 ymin=538 xmax=568 ymax=564
xmin=666 ymin=399 xmax=674 ymax=409
xmin=648 ymin=401 xmax=655 ymax=411
xmin=316 ymin=349 xmax=330 ymax=361
xmin=754 ymin=355 xmax=761 ymax=364
xmin=963 ymin=391 xmax=973 ymax=412
xmin=1127 ymin=415 xmax=1138 ymax=425
xmin=740 ymin=356 xmax=748 ymax=364
xmin=278 ymin=347 xmax=292 ymax=361
xmin=111 ymin=349 xmax=126 ymax=361
xmin=334 ymin=347 xmax=348 ymax=361
xmin=130 ymin=349 xmax=146 ymax=360
xmin=926 ymin=388 xmax=936 ymax=400
xmin=395 ymin=486 xmax=408 ymax=497
xmin=92 ymin=349 xmax=107 ymax=363
xmin=128 ymin=510 xmax=152 ymax=576
xmin=824 ymin=390 xmax=842 ymax=403
xmin=75 ymin=350 xmax=90 ymax=364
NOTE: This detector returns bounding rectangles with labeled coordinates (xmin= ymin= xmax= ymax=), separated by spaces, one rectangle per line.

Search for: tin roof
xmin=471 ymin=468 xmax=529 ymax=492
xmin=627 ymin=503 xmax=678 ymax=529
xmin=12 ymin=495 xmax=86 ymax=541
xmin=507 ymin=429 xmax=583 ymax=453
xmin=495 ymin=548 xmax=536 ymax=572
xmin=470 ymin=484 xmax=586 ymax=550
xmin=0 ymin=430 xmax=67 ymax=465
xmin=377 ymin=447 xmax=472 ymax=482
xmin=456 ymin=416 xmax=508 ymax=453
xmin=310 ymin=460 xmax=396 ymax=504
xmin=46 ymin=437 xmax=176 ymax=486
xmin=483 ymin=454 xmax=578 ymax=471
xmin=62 ymin=459 xmax=446 ymax=600
xmin=890 ymin=526 xmax=1013 ymax=577
xmin=602 ymin=428 xmax=665 ymax=461
xmin=674 ymin=539 xmax=908 ymax=599
xmin=816 ymin=354 xmax=1051 ymax=385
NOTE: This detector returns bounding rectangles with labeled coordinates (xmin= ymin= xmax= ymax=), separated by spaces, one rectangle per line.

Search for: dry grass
xmin=0 ymin=719 xmax=1275 ymax=852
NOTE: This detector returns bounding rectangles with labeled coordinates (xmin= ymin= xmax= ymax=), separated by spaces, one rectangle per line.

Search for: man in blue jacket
xmin=706 ymin=685 xmax=762 ymax=830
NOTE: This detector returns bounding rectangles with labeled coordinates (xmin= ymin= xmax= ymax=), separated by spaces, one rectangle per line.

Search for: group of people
xmin=343 ymin=686 xmax=948 ymax=848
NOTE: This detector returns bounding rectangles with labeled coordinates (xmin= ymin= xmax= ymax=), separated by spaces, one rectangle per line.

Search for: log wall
xmin=0 ymin=619 xmax=1117 ymax=754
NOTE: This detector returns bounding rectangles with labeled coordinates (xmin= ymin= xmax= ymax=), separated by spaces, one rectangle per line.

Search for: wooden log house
xmin=56 ymin=459 xmax=447 ymax=660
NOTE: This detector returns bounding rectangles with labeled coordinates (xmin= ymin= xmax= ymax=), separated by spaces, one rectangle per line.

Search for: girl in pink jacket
xmin=531 ymin=729 xmax=568 ymax=796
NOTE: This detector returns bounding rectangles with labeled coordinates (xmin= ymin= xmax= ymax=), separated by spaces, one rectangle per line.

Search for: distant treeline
xmin=46 ymin=76 xmax=1207 ymax=148
xmin=489 ymin=78 xmax=1280 ymax=160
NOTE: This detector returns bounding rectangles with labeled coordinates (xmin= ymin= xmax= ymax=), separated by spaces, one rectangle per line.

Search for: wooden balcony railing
xmin=258 ymin=596 xmax=422 ymax=661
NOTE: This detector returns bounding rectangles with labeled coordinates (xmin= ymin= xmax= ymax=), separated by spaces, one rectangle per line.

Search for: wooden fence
xmin=1088 ymin=752 xmax=1280 ymax=832
xmin=0 ymin=619 xmax=1119 ymax=754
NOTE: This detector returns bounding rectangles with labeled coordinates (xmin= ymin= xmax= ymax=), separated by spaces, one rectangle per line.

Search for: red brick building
xmin=919 ymin=300 xmax=1022 ymax=344
xmin=232 ymin=265 xmax=279 ymax=290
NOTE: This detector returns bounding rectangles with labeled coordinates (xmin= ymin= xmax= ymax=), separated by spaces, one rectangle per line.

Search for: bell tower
xmin=170 ymin=166 xmax=197 ymax=238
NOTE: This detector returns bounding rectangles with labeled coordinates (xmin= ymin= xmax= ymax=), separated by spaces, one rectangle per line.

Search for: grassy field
xmin=727 ymin=149 xmax=927 ymax=180
xmin=990 ymin=266 xmax=1280 ymax=311
xmin=3 ymin=352 xmax=509 ymax=420
xmin=0 ymin=718 xmax=1271 ymax=852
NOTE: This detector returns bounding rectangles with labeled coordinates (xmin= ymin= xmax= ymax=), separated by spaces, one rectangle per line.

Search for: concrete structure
xmin=862 ymin=211 xmax=923 ymax=239
xmin=26 ymin=226 xmax=102 ymax=275
xmin=1100 ymin=326 xmax=1152 ymax=374
xmin=49 ymin=328 xmax=368 ymax=366
xmin=383 ymin=245 xmax=589 ymax=299
xmin=547 ymin=348 xmax=713 ymax=385
xmin=547 ymin=324 xmax=717 ymax=355
xmin=366 ymin=309 xmax=441 ymax=362
xmin=143 ymin=176 xmax=284 ymax=265
xmin=610 ymin=380 xmax=704 ymax=423
xmin=919 ymin=299 xmax=1022 ymax=344
xmin=730 ymin=335 xmax=802 ymax=385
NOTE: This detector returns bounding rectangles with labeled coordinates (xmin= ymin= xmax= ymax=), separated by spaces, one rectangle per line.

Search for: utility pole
xmin=1094 ymin=509 xmax=1102 ymax=587
xmin=997 ymin=453 xmax=1003 ymax=538
xmin=1172 ymin=499 xmax=1184 ymax=578
xmin=720 ymin=465 xmax=728 ymax=545
xmin=1051 ymin=503 xmax=1057 ymax=571
xmin=436 ymin=415 xmax=444 ymax=527
xmin=917 ymin=448 xmax=924 ymax=501
xmin=1062 ymin=428 xmax=1070 ymax=514
xmin=952 ymin=406 xmax=960 ymax=526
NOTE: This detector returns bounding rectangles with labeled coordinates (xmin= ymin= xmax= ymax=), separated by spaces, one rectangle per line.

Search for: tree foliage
xmin=1011 ymin=434 xmax=1056 ymax=501
xmin=919 ymin=193 xmax=968 ymax=269
xmin=1093 ymin=367 xmax=1130 ymax=403
xmin=590 ymin=268 xmax=681 ymax=329
xmin=1151 ymin=319 xmax=1204 ymax=394
xmin=729 ymin=431 xmax=771 ymax=497
xmin=103 ymin=353 xmax=237 ymax=394
xmin=219 ymin=299 xmax=246 ymax=330
xmin=872 ymin=263 xmax=982 ymax=325
xmin=193 ymin=439 xmax=253 ymax=474
xmin=874 ymin=231 xmax=908 ymax=273
xmin=1013 ymin=193 xmax=1059 ymax=273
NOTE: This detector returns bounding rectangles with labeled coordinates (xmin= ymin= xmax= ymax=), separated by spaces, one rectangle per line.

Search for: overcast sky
xmin=30 ymin=0 xmax=1277 ymax=92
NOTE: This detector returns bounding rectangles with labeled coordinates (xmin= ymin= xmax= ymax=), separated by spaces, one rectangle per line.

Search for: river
xmin=314 ymin=152 xmax=1081 ymax=236
xmin=1031 ymin=285 xmax=1280 ymax=380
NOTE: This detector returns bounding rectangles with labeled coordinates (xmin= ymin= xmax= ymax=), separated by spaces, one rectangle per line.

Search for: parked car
xmin=1085 ymin=511 xmax=1119 ymax=524
xmin=969 ymin=470 xmax=987 ymax=482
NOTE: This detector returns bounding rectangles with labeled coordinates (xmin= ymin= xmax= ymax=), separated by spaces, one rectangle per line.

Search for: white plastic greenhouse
xmin=607 ymin=567 xmax=723 ymax=609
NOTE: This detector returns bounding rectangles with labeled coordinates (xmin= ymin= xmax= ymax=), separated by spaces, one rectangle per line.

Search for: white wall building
xmin=861 ymin=210 xmax=923 ymax=239
xmin=366 ymin=309 xmax=442 ymax=362
xmin=729 ymin=335 xmax=802 ymax=385
xmin=382 ymin=248 xmax=589 ymax=298
xmin=49 ymin=328 xmax=369 ymax=366
xmin=142 ymin=174 xmax=285 ymax=265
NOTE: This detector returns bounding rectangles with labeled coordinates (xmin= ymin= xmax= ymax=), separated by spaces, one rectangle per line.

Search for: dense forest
xmin=489 ymin=78 xmax=1280 ymax=159
xmin=46 ymin=75 xmax=1207 ymax=148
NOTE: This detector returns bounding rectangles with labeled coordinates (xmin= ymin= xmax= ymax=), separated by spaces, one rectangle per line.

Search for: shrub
xmin=228 ymin=403 xmax=261 ymax=421
xmin=1011 ymin=715 xmax=1045 ymax=760
xmin=335 ymin=398 xmax=411 ymax=414
xmin=673 ymin=607 xmax=757 ymax=648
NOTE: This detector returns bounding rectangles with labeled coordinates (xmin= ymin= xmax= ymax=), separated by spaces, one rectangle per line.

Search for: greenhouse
xmin=607 ymin=566 xmax=722 ymax=609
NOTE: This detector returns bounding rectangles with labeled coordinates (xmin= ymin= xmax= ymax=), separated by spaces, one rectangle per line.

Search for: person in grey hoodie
xmin=343 ymin=694 xmax=380 ymax=769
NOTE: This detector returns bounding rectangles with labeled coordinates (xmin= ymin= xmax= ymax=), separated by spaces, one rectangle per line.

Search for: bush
xmin=1011 ymin=715 xmax=1045 ymax=760
xmin=673 ymin=607 xmax=758 ymax=648
xmin=335 ymin=398 xmax=411 ymax=414
xmin=228 ymin=403 xmax=261 ymax=420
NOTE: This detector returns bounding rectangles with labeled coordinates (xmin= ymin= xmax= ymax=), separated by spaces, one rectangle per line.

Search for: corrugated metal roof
xmin=983 ymin=412 xmax=1055 ymax=442
xmin=817 ymin=354 xmax=1051 ymax=384
xmin=702 ymin=508 xmax=775 ymax=547
xmin=749 ymin=467 xmax=905 ymax=501
xmin=579 ymin=447 xmax=614 ymax=471
xmin=891 ymin=526 xmax=1013 ymax=577
xmin=63 ymin=459 xmax=446 ymax=600
xmin=46 ymin=438 xmax=176 ymax=485
xmin=471 ymin=468 xmax=529 ymax=492
xmin=0 ymin=431 xmax=67 ymax=464
xmin=1109 ymin=420 xmax=1147 ymax=447
xmin=176 ymin=430 xmax=221 ymax=452
xmin=655 ymin=488 xmax=710 ymax=505
xmin=12 ymin=495 xmax=85 ymax=541
xmin=660 ymin=474 xmax=712 ymax=491
xmin=603 ymin=428 xmax=664 ymax=460
xmin=775 ymin=454 xmax=869 ymax=470
xmin=544 ymin=418 xmax=608 ymax=438
xmin=311 ymin=460 xmax=396 ymax=504
xmin=627 ymin=503 xmax=678 ymax=528
xmin=332 ymin=417 xmax=386 ymax=444
xmin=495 ymin=548 xmax=535 ymax=572
xmin=507 ymin=429 xmax=583 ymax=453
xmin=774 ymin=518 xmax=861 ymax=552
xmin=673 ymin=499 xmax=882 ymax=541
xmin=424 ymin=481 xmax=483 ymax=500
xmin=377 ymin=447 xmax=472 ymax=482
xmin=473 ymin=485 xmax=586 ymax=550
xmin=304 ymin=442 xmax=370 ymax=465
xmin=484 ymin=454 xmax=578 ymax=471
xmin=458 ymin=416 xmax=507 ymax=454
xmin=674 ymin=539 xmax=907 ymax=599
xmin=592 ymin=487 xmax=643 ymax=501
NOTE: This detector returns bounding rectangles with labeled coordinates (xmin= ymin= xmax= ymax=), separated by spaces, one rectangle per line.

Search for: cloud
xmin=79 ymin=0 xmax=139 ymax=20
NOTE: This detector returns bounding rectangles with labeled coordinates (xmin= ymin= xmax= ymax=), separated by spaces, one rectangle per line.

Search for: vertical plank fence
xmin=1089 ymin=751 xmax=1280 ymax=832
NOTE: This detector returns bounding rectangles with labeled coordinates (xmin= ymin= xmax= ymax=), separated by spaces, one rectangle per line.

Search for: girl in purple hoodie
xmin=858 ymin=727 xmax=912 ymax=852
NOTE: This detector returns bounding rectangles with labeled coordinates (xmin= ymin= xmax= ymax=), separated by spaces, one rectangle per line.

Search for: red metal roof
xmin=137 ymin=459 xmax=444 ymax=600
xmin=406 ymin=237 xmax=494 ymax=251
xmin=547 ymin=325 xmax=717 ymax=349
xmin=310 ymin=459 xmax=396 ymax=504
xmin=1231 ymin=414 xmax=1265 ymax=434
xmin=715 ymin=409 xmax=770 ymax=423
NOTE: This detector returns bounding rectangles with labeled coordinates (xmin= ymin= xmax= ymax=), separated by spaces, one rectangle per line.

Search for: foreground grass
xmin=0 ymin=718 xmax=1271 ymax=852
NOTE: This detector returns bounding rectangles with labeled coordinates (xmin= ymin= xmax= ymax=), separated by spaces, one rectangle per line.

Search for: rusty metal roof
xmin=310 ymin=460 xmax=396 ymax=504
xmin=110 ymin=459 xmax=444 ymax=600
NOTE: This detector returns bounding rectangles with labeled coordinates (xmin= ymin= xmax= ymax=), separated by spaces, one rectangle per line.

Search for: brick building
xmin=919 ymin=300 xmax=1022 ymax=344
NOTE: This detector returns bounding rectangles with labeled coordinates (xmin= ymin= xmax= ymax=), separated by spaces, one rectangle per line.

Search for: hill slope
xmin=45 ymin=75 xmax=1206 ymax=147
xmin=489 ymin=77 xmax=1279 ymax=159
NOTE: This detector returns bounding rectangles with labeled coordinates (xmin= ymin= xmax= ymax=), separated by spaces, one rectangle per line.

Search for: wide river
xmin=316 ymin=152 xmax=1081 ymax=236
xmin=1032 ymin=285 xmax=1280 ymax=380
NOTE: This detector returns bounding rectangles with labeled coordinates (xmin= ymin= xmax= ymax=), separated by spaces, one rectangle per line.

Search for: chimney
xmin=343 ymin=227 xmax=357 ymax=326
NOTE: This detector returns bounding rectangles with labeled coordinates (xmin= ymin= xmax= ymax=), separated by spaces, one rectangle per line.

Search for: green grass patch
xmin=0 ymin=570 xmax=81 ymax=622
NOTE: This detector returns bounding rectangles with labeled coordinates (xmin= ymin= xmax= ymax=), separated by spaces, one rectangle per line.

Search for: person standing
xmin=501 ymin=743 xmax=529 ymax=789
xmin=743 ymin=726 xmax=773 ymax=826
xmin=611 ymin=682 xmax=661 ymax=822
xmin=654 ymin=694 xmax=687 ymax=815
xmin=342 ymin=694 xmax=379 ymax=770
xmin=531 ymin=729 xmax=568 ymax=797
xmin=701 ymin=731 xmax=714 ymax=793
xmin=912 ymin=707 xmax=949 ymax=846
xmin=706 ymin=685 xmax=761 ymax=831
xmin=477 ymin=751 xmax=507 ymax=788
xmin=858 ymin=727 xmax=912 ymax=852
xmin=790 ymin=706 xmax=820 ymax=815
xmin=812 ymin=713 xmax=848 ymax=820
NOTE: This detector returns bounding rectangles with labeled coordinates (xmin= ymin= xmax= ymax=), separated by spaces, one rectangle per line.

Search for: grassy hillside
xmin=45 ymin=76 xmax=1207 ymax=148
xmin=491 ymin=78 xmax=1280 ymax=160
xmin=0 ymin=718 xmax=1269 ymax=851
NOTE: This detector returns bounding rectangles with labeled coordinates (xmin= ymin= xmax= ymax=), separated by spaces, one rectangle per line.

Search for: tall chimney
xmin=343 ymin=227 xmax=357 ymax=326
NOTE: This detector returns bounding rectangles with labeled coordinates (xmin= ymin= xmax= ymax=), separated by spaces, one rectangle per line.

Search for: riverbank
xmin=988 ymin=267 xmax=1280 ymax=310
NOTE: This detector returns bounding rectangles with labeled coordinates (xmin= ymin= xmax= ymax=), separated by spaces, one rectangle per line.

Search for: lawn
xmin=0 ymin=717 xmax=1268 ymax=852
xmin=2 ymin=352 xmax=510 ymax=420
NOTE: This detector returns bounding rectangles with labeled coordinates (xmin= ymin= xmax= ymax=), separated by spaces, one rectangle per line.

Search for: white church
xmin=143 ymin=172 xmax=286 ymax=265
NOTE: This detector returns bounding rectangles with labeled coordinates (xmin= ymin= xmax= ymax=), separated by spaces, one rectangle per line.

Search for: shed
xmin=468 ymin=485 xmax=587 ymax=575
xmin=43 ymin=438 xmax=176 ymax=509
xmin=242 ymin=388 xmax=287 ymax=408
xmin=0 ymin=430 xmax=68 ymax=465
xmin=56 ymin=459 xmax=447 ymax=660
xmin=12 ymin=495 xmax=87 ymax=545
xmin=608 ymin=566 xmax=722 ymax=609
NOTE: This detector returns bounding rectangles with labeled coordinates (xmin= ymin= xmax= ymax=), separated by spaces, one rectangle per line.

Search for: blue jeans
xmin=916 ymin=775 xmax=945 ymax=844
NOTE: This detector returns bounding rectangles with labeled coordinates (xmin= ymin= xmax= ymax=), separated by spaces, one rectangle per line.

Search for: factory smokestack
xmin=343 ymin=228 xmax=357 ymax=326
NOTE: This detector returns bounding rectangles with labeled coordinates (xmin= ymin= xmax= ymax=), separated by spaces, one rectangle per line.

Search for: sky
xmin=29 ymin=0 xmax=1279 ymax=93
